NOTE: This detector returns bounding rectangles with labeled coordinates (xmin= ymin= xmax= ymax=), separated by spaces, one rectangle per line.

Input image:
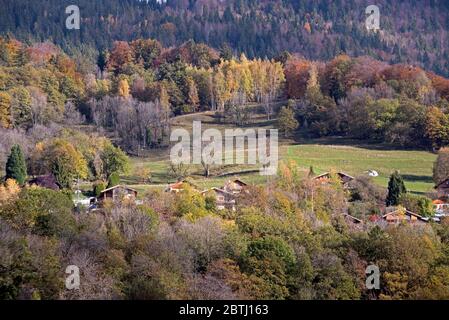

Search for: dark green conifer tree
xmin=386 ymin=171 xmax=406 ymax=206
xmin=5 ymin=144 xmax=27 ymax=185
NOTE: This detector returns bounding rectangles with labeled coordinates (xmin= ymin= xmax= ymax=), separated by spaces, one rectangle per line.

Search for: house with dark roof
xmin=342 ymin=213 xmax=364 ymax=230
xmin=343 ymin=213 xmax=363 ymax=224
xmin=29 ymin=174 xmax=60 ymax=191
xmin=98 ymin=185 xmax=138 ymax=203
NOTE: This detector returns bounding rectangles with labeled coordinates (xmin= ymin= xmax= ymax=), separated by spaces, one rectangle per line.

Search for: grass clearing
xmin=120 ymin=111 xmax=438 ymax=195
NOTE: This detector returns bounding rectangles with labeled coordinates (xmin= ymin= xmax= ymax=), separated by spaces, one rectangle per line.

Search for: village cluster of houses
xmin=29 ymin=174 xmax=140 ymax=209
xmin=31 ymin=171 xmax=449 ymax=226
xmin=316 ymin=172 xmax=449 ymax=228
xmin=73 ymin=185 xmax=139 ymax=209
xmin=166 ymin=178 xmax=248 ymax=211
xmin=147 ymin=171 xmax=449 ymax=226
xmin=69 ymin=177 xmax=248 ymax=211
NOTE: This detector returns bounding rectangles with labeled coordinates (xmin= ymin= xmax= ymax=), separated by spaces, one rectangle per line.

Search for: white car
xmin=368 ymin=170 xmax=379 ymax=177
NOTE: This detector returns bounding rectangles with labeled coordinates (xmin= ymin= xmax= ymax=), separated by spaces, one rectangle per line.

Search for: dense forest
xmin=2 ymin=0 xmax=449 ymax=76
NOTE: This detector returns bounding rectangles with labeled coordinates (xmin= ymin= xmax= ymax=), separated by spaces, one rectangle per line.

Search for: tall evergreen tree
xmin=5 ymin=144 xmax=27 ymax=185
xmin=97 ymin=50 xmax=108 ymax=72
xmin=386 ymin=171 xmax=407 ymax=206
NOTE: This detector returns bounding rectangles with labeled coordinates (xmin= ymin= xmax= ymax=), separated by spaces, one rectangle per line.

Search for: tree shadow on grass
xmin=292 ymin=134 xmax=433 ymax=152
xmin=402 ymin=174 xmax=434 ymax=183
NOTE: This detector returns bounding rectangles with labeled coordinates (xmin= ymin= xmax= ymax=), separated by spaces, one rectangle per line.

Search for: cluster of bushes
xmin=1 ymin=163 xmax=449 ymax=300
xmin=4 ymin=37 xmax=449 ymax=151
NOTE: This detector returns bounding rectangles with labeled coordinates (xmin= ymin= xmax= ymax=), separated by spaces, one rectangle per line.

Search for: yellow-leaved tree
xmin=43 ymin=139 xmax=88 ymax=189
xmin=0 ymin=179 xmax=21 ymax=204
xmin=118 ymin=79 xmax=130 ymax=98
xmin=0 ymin=92 xmax=12 ymax=128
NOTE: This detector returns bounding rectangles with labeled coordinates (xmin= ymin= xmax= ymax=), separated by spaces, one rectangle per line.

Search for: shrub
xmin=107 ymin=172 xmax=120 ymax=188
xmin=93 ymin=181 xmax=107 ymax=197
xmin=0 ymin=188 xmax=75 ymax=236
xmin=399 ymin=193 xmax=434 ymax=217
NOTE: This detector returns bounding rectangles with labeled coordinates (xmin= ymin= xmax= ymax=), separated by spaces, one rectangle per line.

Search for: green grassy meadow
xmin=119 ymin=111 xmax=437 ymax=196
xmin=122 ymin=143 xmax=436 ymax=195
xmin=283 ymin=143 xmax=436 ymax=195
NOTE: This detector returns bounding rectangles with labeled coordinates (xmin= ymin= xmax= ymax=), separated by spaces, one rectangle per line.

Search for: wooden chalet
xmin=223 ymin=179 xmax=248 ymax=195
xmin=343 ymin=213 xmax=364 ymax=230
xmin=98 ymin=185 xmax=138 ymax=203
xmin=202 ymin=187 xmax=236 ymax=211
xmin=382 ymin=208 xmax=428 ymax=225
xmin=343 ymin=213 xmax=363 ymax=224
xmin=313 ymin=171 xmax=354 ymax=188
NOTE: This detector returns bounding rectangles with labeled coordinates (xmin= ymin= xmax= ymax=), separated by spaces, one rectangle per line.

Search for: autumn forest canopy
xmin=3 ymin=0 xmax=449 ymax=303
xmin=2 ymin=35 xmax=449 ymax=152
